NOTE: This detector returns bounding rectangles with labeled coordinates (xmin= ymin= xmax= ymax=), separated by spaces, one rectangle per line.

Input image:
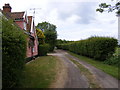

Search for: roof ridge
xmin=11 ymin=11 xmax=25 ymax=13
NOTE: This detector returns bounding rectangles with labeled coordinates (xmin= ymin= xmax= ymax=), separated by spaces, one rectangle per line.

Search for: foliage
xmin=36 ymin=28 xmax=45 ymax=44
xmin=36 ymin=22 xmax=57 ymax=52
xmin=36 ymin=21 xmax=56 ymax=32
xmin=44 ymin=30 xmax=57 ymax=51
xmin=103 ymin=47 xmax=120 ymax=66
xmin=38 ymin=44 xmax=50 ymax=56
xmin=96 ymin=0 xmax=120 ymax=15
xmin=57 ymin=36 xmax=118 ymax=61
xmin=103 ymin=55 xmax=119 ymax=66
xmin=2 ymin=16 xmax=27 ymax=87
xmin=36 ymin=28 xmax=45 ymax=39
xmin=56 ymin=39 xmax=74 ymax=45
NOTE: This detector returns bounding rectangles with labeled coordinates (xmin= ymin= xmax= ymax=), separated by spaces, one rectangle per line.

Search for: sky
xmin=0 ymin=0 xmax=119 ymax=41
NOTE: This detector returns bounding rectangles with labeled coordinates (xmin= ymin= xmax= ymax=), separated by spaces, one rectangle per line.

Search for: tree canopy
xmin=36 ymin=21 xmax=57 ymax=51
xmin=36 ymin=21 xmax=57 ymax=32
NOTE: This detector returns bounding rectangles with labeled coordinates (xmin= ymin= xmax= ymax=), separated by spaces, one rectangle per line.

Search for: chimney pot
xmin=3 ymin=3 xmax=12 ymax=13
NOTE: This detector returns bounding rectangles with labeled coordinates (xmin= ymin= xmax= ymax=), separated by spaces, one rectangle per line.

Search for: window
xmin=23 ymin=22 xmax=26 ymax=30
xmin=33 ymin=47 xmax=35 ymax=52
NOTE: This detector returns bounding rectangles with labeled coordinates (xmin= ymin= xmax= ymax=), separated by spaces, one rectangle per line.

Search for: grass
xmin=19 ymin=56 xmax=59 ymax=88
xmin=69 ymin=58 xmax=101 ymax=88
xmin=67 ymin=51 xmax=119 ymax=80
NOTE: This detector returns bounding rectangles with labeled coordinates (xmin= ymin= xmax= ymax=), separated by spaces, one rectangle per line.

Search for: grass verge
xmin=19 ymin=56 xmax=59 ymax=88
xmin=67 ymin=51 xmax=119 ymax=80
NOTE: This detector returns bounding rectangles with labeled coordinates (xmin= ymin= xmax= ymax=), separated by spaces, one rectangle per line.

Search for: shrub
xmin=44 ymin=31 xmax=57 ymax=52
xmin=38 ymin=44 xmax=50 ymax=56
xmin=103 ymin=55 xmax=120 ymax=66
xmin=103 ymin=47 xmax=120 ymax=66
xmin=2 ymin=17 xmax=27 ymax=88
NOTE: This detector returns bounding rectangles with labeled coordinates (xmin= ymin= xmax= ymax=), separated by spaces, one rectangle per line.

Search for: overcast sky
xmin=0 ymin=0 xmax=118 ymax=41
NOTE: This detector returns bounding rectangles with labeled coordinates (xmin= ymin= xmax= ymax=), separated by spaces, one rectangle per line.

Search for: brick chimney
xmin=3 ymin=4 xmax=12 ymax=13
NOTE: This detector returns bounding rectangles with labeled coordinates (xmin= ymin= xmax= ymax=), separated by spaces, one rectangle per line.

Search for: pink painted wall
xmin=26 ymin=38 xmax=32 ymax=57
xmin=15 ymin=21 xmax=38 ymax=58
xmin=15 ymin=21 xmax=24 ymax=29
xmin=31 ymin=33 xmax=38 ymax=56
xmin=26 ymin=37 xmax=38 ymax=57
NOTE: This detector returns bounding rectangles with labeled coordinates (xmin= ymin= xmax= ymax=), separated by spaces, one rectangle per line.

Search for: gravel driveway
xmin=48 ymin=49 xmax=119 ymax=88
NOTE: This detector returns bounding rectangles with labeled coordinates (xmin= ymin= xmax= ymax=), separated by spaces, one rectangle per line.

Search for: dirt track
xmin=48 ymin=50 xmax=119 ymax=88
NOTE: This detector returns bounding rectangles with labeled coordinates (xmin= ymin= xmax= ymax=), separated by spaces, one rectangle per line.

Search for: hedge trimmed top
xmin=57 ymin=36 xmax=118 ymax=61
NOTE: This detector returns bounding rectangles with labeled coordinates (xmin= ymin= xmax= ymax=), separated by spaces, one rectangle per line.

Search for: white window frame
xmin=23 ymin=22 xmax=26 ymax=30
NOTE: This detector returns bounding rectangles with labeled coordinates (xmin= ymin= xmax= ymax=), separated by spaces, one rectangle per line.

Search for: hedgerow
xmin=57 ymin=37 xmax=118 ymax=61
xmin=2 ymin=17 xmax=27 ymax=88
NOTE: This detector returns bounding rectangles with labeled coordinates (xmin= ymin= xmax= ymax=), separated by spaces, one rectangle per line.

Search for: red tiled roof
xmin=11 ymin=12 xmax=25 ymax=20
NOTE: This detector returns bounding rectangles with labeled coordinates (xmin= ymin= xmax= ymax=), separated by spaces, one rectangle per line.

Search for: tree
xmin=56 ymin=39 xmax=74 ymax=45
xmin=36 ymin=22 xmax=57 ymax=52
xmin=96 ymin=0 xmax=120 ymax=15
xmin=36 ymin=21 xmax=56 ymax=32
xmin=36 ymin=28 xmax=50 ymax=56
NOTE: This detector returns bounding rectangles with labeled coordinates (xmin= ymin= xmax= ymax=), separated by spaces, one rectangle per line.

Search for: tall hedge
xmin=2 ymin=17 xmax=27 ymax=88
xmin=38 ymin=44 xmax=50 ymax=56
xmin=57 ymin=37 xmax=118 ymax=61
xmin=44 ymin=30 xmax=57 ymax=52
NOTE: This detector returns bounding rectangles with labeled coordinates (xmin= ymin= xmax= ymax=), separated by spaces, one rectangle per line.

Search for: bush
xmin=103 ymin=47 xmax=120 ymax=66
xmin=38 ymin=44 xmax=50 ymax=56
xmin=57 ymin=36 xmax=118 ymax=61
xmin=103 ymin=55 xmax=120 ymax=66
xmin=44 ymin=31 xmax=57 ymax=52
xmin=2 ymin=17 xmax=27 ymax=88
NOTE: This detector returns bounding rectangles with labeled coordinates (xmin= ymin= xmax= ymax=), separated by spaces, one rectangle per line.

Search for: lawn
xmin=19 ymin=56 xmax=59 ymax=88
xmin=67 ymin=51 xmax=119 ymax=80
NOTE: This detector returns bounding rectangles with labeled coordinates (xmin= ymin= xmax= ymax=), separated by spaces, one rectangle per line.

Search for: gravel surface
xmin=48 ymin=49 xmax=119 ymax=88
xmin=48 ymin=50 xmax=89 ymax=88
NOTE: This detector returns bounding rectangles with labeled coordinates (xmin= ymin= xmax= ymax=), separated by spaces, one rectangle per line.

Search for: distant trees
xmin=36 ymin=22 xmax=57 ymax=52
xmin=96 ymin=0 xmax=120 ymax=16
xmin=57 ymin=39 xmax=74 ymax=45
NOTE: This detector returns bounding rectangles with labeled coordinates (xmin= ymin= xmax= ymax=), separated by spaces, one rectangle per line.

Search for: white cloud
xmin=0 ymin=0 xmax=118 ymax=41
xmin=66 ymin=14 xmax=81 ymax=24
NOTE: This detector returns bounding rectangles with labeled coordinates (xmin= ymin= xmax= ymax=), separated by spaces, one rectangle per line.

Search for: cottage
xmin=2 ymin=4 xmax=38 ymax=59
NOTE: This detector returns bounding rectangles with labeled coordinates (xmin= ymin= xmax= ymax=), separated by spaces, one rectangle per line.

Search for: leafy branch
xmin=96 ymin=0 xmax=120 ymax=15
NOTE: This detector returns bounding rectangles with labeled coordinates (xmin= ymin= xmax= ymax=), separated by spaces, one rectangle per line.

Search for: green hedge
xmin=38 ymin=44 xmax=50 ymax=56
xmin=2 ymin=17 xmax=27 ymax=88
xmin=57 ymin=37 xmax=118 ymax=61
xmin=103 ymin=55 xmax=120 ymax=66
